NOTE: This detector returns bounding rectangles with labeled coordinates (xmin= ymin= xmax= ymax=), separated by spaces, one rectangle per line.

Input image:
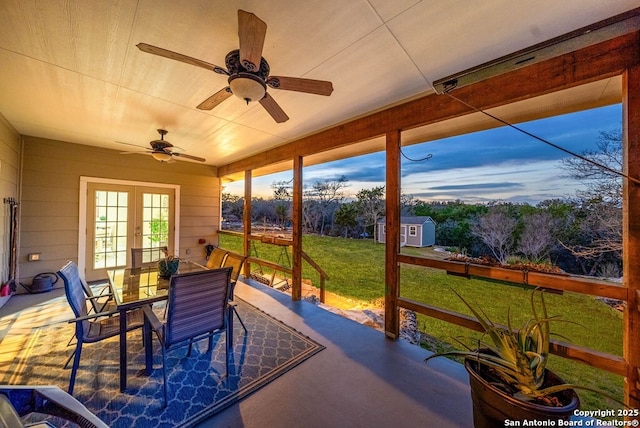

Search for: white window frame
xmin=78 ymin=176 xmax=181 ymax=275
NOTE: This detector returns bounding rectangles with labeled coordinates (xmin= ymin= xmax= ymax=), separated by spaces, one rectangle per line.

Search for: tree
xmin=560 ymin=197 xmax=622 ymax=276
xmin=304 ymin=176 xmax=349 ymax=235
xmin=334 ymin=202 xmax=359 ymax=238
xmin=472 ymin=205 xmax=517 ymax=264
xmin=221 ymin=192 xmax=244 ymax=224
xmin=271 ymin=179 xmax=293 ymax=201
xmin=400 ymin=193 xmax=417 ymax=215
xmin=561 ymin=130 xmax=622 ymax=204
xmin=559 ymin=130 xmax=622 ymax=274
xmin=355 ymin=186 xmax=385 ymax=238
xmin=275 ymin=204 xmax=289 ymax=227
xmin=436 ymin=219 xmax=473 ymax=251
xmin=518 ymin=212 xmax=554 ymax=262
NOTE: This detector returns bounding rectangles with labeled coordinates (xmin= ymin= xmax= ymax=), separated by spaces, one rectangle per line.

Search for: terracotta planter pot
xmin=464 ymin=358 xmax=580 ymax=428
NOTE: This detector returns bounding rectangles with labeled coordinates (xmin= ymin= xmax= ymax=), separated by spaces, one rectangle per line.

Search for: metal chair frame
xmin=143 ymin=267 xmax=233 ymax=406
xmin=58 ymin=261 xmax=144 ymax=395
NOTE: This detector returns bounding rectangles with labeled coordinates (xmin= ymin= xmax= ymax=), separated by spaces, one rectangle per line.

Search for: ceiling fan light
xmin=229 ymin=74 xmax=266 ymax=104
xmin=152 ymin=151 xmax=172 ymax=162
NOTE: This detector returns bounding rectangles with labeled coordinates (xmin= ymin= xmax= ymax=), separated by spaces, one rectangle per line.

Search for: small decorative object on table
xmin=158 ymin=246 xmax=180 ymax=279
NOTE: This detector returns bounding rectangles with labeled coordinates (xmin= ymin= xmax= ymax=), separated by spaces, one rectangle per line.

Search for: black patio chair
xmin=221 ymin=252 xmax=248 ymax=332
xmin=58 ymin=261 xmax=144 ymax=395
xmin=142 ymin=267 xmax=233 ymax=406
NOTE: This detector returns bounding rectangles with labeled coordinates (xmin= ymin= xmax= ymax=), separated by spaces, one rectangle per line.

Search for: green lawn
xmin=219 ymin=233 xmax=624 ymax=412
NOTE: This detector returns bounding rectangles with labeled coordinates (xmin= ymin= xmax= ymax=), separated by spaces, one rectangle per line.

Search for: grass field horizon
xmin=219 ymin=232 xmax=624 ymax=412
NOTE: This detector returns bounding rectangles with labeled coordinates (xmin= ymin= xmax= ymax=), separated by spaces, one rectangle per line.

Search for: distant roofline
xmin=377 ymin=216 xmax=435 ymax=225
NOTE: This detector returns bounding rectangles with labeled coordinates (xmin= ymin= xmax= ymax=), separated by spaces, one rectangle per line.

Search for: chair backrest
xmin=205 ymin=247 xmax=228 ymax=269
xmin=165 ymin=267 xmax=232 ymax=347
xmin=221 ymin=252 xmax=246 ymax=285
xmin=131 ymin=247 xmax=155 ymax=268
xmin=59 ymin=261 xmax=105 ymax=314
xmin=58 ymin=261 xmax=90 ymax=339
xmin=0 ymin=386 xmax=109 ymax=428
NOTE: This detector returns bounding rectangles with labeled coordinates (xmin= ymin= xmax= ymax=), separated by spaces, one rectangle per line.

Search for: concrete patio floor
xmin=0 ymin=278 xmax=474 ymax=428
xmin=197 ymin=279 xmax=473 ymax=427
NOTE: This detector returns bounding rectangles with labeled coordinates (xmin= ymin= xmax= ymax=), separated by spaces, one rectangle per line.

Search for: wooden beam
xmin=243 ymin=170 xmax=252 ymax=277
xmin=291 ymin=156 xmax=303 ymax=301
xmin=399 ymin=297 xmax=627 ymax=376
xmin=398 ymin=255 xmax=628 ymax=300
xmin=623 ymin=65 xmax=640 ymax=408
xmin=245 ymin=256 xmax=293 ymax=275
xmin=218 ymin=32 xmax=640 ymax=177
xmin=384 ymin=130 xmax=401 ymax=339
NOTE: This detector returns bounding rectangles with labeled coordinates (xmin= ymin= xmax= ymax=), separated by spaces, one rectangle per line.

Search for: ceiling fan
xmin=136 ymin=9 xmax=334 ymax=123
xmin=120 ymin=129 xmax=206 ymax=163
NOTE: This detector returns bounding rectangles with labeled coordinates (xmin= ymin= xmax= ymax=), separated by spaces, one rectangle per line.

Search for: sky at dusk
xmin=224 ymin=103 xmax=622 ymax=205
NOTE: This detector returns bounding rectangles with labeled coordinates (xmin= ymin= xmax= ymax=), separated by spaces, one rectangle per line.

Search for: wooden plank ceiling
xmin=0 ymin=1 xmax=636 ymax=174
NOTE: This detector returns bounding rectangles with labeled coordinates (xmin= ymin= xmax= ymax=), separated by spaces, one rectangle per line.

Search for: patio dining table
xmin=107 ymin=260 xmax=208 ymax=392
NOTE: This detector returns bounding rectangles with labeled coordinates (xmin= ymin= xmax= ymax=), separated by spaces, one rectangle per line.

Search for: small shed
xmin=377 ymin=216 xmax=436 ymax=247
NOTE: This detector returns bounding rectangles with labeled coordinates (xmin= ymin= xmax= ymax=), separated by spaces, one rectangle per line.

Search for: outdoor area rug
xmin=1 ymin=297 xmax=325 ymax=427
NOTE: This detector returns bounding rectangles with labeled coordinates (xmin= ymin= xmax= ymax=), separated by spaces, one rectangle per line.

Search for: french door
xmin=84 ymin=182 xmax=176 ymax=281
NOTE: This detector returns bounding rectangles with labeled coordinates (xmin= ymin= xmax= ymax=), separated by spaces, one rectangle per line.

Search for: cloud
xmin=428 ymin=182 xmax=523 ymax=191
xmin=400 ymin=103 xmax=622 ymax=177
xmin=228 ymin=104 xmax=622 ymax=204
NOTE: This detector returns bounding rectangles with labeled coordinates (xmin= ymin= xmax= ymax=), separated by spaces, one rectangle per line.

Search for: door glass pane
xmin=94 ymin=190 xmax=128 ymax=269
xmin=141 ymin=192 xmax=170 ymax=263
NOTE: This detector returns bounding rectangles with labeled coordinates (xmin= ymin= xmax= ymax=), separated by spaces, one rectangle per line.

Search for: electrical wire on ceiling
xmin=441 ymin=91 xmax=640 ymax=185
xmin=400 ymin=150 xmax=433 ymax=162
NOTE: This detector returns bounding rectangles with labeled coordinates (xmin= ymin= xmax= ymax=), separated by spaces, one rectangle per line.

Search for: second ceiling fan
xmin=137 ymin=9 xmax=334 ymax=123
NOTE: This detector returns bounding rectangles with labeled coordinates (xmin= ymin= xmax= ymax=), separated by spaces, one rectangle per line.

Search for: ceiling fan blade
xmin=119 ymin=150 xmax=151 ymax=155
xmin=116 ymin=141 xmax=148 ymax=150
xmin=238 ymin=10 xmax=267 ymax=72
xmin=136 ymin=43 xmax=227 ymax=74
xmin=259 ymin=93 xmax=289 ymax=123
xmin=266 ymin=76 xmax=333 ymax=96
xmin=172 ymin=152 xmax=206 ymax=162
xmin=197 ymin=87 xmax=233 ymax=110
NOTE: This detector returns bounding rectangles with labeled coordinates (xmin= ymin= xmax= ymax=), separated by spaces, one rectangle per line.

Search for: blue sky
xmin=224 ymin=104 xmax=622 ymax=205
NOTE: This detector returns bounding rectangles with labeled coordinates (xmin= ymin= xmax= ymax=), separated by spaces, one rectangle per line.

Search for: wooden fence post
xmin=385 ymin=130 xmax=401 ymax=339
xmin=623 ymin=64 xmax=640 ymax=409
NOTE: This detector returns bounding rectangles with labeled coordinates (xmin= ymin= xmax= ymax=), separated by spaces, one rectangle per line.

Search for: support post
xmin=623 ymin=65 xmax=640 ymax=409
xmin=385 ymin=130 xmax=401 ymax=339
xmin=243 ymin=170 xmax=252 ymax=277
xmin=292 ymin=156 xmax=303 ymax=301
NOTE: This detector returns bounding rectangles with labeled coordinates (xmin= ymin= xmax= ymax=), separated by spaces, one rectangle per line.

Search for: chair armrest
xmin=0 ymin=394 xmax=21 ymax=427
xmin=86 ymin=292 xmax=114 ymax=301
xmin=67 ymin=310 xmax=118 ymax=323
xmin=93 ymin=284 xmax=112 ymax=296
xmin=0 ymin=385 xmax=109 ymax=427
xmin=142 ymin=305 xmax=163 ymax=333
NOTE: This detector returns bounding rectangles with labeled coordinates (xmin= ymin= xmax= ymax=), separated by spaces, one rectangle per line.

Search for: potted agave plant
xmin=157 ymin=246 xmax=180 ymax=279
xmin=425 ymin=288 xmax=620 ymax=428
